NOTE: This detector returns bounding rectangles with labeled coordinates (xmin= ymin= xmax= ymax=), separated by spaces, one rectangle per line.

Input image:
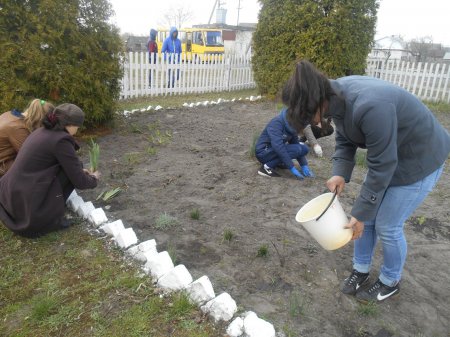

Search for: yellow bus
xmin=156 ymin=28 xmax=224 ymax=61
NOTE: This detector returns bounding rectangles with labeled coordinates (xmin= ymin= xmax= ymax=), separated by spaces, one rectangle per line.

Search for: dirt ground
xmin=78 ymin=100 xmax=450 ymax=337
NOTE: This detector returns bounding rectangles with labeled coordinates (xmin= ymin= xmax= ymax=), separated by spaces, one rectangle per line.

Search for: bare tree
xmin=159 ymin=2 xmax=194 ymax=29
xmin=407 ymin=36 xmax=437 ymax=62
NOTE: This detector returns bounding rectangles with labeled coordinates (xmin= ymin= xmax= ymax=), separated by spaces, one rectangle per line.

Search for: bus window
xmin=205 ymin=31 xmax=223 ymax=46
xmin=193 ymin=31 xmax=204 ymax=45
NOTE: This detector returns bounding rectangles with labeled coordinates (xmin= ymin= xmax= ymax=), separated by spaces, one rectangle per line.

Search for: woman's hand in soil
xmin=90 ymin=171 xmax=101 ymax=180
xmin=326 ymin=176 xmax=345 ymax=195
xmin=345 ymin=216 xmax=364 ymax=240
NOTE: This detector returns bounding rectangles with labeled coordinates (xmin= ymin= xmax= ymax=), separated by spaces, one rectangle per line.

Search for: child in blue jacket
xmin=255 ymin=108 xmax=314 ymax=179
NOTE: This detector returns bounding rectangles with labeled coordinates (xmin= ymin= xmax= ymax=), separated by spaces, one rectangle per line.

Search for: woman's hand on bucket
xmin=326 ymin=176 xmax=345 ymax=195
xmin=345 ymin=216 xmax=364 ymax=240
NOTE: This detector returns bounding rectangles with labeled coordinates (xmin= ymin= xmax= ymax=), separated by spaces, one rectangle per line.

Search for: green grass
xmin=355 ymin=149 xmax=368 ymax=168
xmin=256 ymin=244 xmax=269 ymax=258
xmin=223 ymin=229 xmax=234 ymax=242
xmin=248 ymin=131 xmax=260 ymax=159
xmin=424 ymin=100 xmax=450 ymax=114
xmin=154 ymin=212 xmax=179 ymax=230
xmin=0 ymin=222 xmax=222 ymax=337
xmin=288 ymin=290 xmax=309 ymax=318
xmin=190 ymin=208 xmax=201 ymax=220
xmin=117 ymin=88 xmax=260 ymax=112
xmin=357 ymin=301 xmax=379 ymax=316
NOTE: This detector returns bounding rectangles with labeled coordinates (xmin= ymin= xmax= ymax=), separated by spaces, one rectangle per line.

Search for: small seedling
xmin=248 ymin=131 xmax=259 ymax=159
xmin=355 ymin=149 xmax=367 ymax=168
xmin=166 ymin=243 xmax=177 ymax=265
xmin=155 ymin=213 xmax=179 ymax=230
xmin=288 ymin=290 xmax=308 ymax=318
xmin=146 ymin=146 xmax=157 ymax=155
xmin=96 ymin=187 xmax=122 ymax=201
xmin=417 ymin=215 xmax=426 ymax=226
xmin=257 ymin=244 xmax=269 ymax=257
xmin=88 ymin=139 xmax=100 ymax=172
xmin=223 ymin=229 xmax=234 ymax=242
xmin=190 ymin=208 xmax=200 ymax=220
xmin=357 ymin=301 xmax=379 ymax=316
xmin=124 ymin=152 xmax=141 ymax=165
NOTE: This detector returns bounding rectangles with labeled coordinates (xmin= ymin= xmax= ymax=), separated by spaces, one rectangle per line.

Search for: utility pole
xmin=236 ymin=0 xmax=241 ymax=26
xmin=208 ymin=0 xmax=219 ymax=24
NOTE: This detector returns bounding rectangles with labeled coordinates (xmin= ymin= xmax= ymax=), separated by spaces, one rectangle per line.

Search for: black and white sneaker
xmin=341 ymin=269 xmax=370 ymax=295
xmin=258 ymin=164 xmax=280 ymax=177
xmin=356 ymin=279 xmax=400 ymax=302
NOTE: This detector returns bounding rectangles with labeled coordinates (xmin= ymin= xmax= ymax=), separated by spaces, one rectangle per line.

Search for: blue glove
xmin=301 ymin=165 xmax=315 ymax=178
xmin=290 ymin=167 xmax=304 ymax=180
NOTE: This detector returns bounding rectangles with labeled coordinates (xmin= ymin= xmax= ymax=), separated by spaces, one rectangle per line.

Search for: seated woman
xmin=0 ymin=99 xmax=54 ymax=176
xmin=255 ymin=107 xmax=314 ymax=179
xmin=0 ymin=103 xmax=100 ymax=238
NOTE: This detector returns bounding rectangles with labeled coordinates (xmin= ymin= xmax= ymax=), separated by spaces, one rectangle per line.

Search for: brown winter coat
xmin=0 ymin=110 xmax=30 ymax=176
xmin=0 ymin=127 xmax=97 ymax=236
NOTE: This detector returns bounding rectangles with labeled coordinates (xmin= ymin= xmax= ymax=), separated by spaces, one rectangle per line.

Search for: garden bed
xmin=79 ymin=100 xmax=450 ymax=336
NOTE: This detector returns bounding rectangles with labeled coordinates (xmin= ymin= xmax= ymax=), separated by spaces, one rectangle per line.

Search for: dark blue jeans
xmin=256 ymin=143 xmax=309 ymax=169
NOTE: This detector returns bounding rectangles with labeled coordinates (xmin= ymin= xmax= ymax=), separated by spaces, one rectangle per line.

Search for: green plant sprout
xmin=96 ymin=187 xmax=122 ymax=202
xmin=257 ymin=244 xmax=269 ymax=257
xmin=190 ymin=208 xmax=200 ymax=220
xmin=223 ymin=229 xmax=234 ymax=242
xmin=88 ymin=139 xmax=100 ymax=172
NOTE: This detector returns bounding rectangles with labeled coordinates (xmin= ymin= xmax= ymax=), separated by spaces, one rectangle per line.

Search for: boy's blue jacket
xmin=161 ymin=27 xmax=182 ymax=62
xmin=255 ymin=108 xmax=300 ymax=169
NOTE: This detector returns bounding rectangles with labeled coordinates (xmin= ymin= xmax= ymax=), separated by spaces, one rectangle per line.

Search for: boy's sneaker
xmin=356 ymin=279 xmax=400 ymax=302
xmin=341 ymin=269 xmax=370 ymax=295
xmin=258 ymin=164 xmax=280 ymax=178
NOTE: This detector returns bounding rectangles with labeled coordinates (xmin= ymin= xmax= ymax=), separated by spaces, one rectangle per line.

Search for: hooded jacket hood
xmin=149 ymin=29 xmax=157 ymax=41
xmin=169 ymin=27 xmax=178 ymax=39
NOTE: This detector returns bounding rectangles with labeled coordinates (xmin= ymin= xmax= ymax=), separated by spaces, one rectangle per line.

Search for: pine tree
xmin=0 ymin=0 xmax=123 ymax=126
xmin=252 ymin=0 xmax=378 ymax=97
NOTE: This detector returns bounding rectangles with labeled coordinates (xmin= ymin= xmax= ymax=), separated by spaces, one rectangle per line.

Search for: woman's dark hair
xmin=43 ymin=103 xmax=85 ymax=131
xmin=282 ymin=60 xmax=335 ymax=132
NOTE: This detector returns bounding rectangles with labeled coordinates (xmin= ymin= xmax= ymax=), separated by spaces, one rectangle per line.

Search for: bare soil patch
xmin=79 ymin=101 xmax=450 ymax=336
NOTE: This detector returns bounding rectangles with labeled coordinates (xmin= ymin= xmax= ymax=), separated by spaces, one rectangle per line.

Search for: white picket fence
xmin=366 ymin=58 xmax=450 ymax=102
xmin=120 ymin=52 xmax=255 ymax=99
xmin=121 ymin=54 xmax=450 ymax=102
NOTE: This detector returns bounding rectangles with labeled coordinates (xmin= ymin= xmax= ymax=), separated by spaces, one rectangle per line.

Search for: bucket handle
xmin=316 ymin=187 xmax=338 ymax=221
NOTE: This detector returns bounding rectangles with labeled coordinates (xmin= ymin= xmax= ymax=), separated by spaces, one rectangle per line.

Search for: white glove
xmin=313 ymin=144 xmax=323 ymax=157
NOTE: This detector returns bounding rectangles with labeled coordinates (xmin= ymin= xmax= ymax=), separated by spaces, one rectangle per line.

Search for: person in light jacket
xmin=0 ymin=99 xmax=54 ymax=176
xmin=284 ymin=60 xmax=450 ymax=303
xmin=161 ymin=27 xmax=182 ymax=87
xmin=0 ymin=104 xmax=100 ymax=238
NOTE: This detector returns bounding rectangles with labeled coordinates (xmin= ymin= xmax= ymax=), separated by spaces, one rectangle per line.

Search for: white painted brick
xmin=227 ymin=317 xmax=244 ymax=337
xmin=136 ymin=249 xmax=158 ymax=263
xmin=243 ymin=311 xmax=276 ymax=337
xmin=201 ymin=292 xmax=237 ymax=323
xmin=115 ymin=228 xmax=138 ymax=249
xmin=100 ymin=220 xmax=125 ymax=236
xmin=127 ymin=239 xmax=157 ymax=262
xmin=68 ymin=195 xmax=84 ymax=212
xmin=157 ymin=265 xmax=193 ymax=291
xmin=66 ymin=190 xmax=78 ymax=204
xmin=186 ymin=275 xmax=215 ymax=305
xmin=143 ymin=251 xmax=174 ymax=280
xmin=77 ymin=201 xmax=95 ymax=218
xmin=88 ymin=208 xmax=108 ymax=226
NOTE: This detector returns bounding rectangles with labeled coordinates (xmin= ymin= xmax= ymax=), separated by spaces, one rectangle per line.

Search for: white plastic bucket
xmin=295 ymin=192 xmax=352 ymax=250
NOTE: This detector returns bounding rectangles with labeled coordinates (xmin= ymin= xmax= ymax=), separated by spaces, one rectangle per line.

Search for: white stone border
xmin=66 ymin=189 xmax=276 ymax=336
xmin=120 ymin=95 xmax=263 ymax=117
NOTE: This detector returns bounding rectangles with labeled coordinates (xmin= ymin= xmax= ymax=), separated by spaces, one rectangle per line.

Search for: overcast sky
xmin=107 ymin=0 xmax=450 ymax=46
